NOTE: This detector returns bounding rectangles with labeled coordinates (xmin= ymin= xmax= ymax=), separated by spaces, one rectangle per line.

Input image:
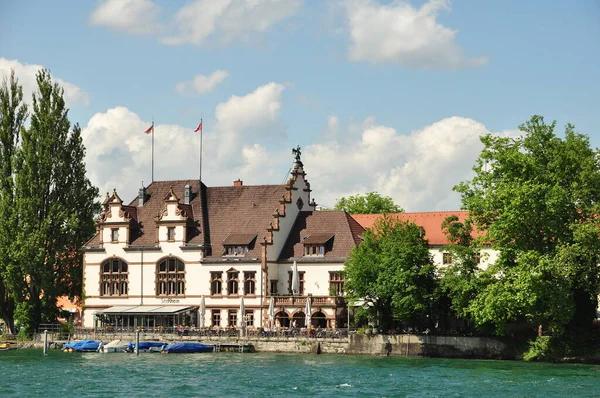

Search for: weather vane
xmin=292 ymin=145 xmax=301 ymax=163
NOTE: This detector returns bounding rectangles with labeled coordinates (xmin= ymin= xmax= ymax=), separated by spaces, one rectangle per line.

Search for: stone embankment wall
xmin=347 ymin=334 xmax=511 ymax=359
xmin=50 ymin=331 xmax=510 ymax=358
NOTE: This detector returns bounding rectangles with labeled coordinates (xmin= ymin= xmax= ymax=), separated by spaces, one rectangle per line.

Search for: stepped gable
xmin=351 ymin=211 xmax=470 ymax=246
xmin=278 ymin=210 xmax=365 ymax=260
xmin=204 ymin=184 xmax=287 ymax=259
xmin=128 ymin=180 xmax=203 ymax=246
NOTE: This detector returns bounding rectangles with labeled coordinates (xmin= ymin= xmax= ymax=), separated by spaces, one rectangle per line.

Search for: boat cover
xmin=63 ymin=340 xmax=101 ymax=352
xmin=162 ymin=342 xmax=213 ymax=353
xmin=127 ymin=341 xmax=166 ymax=351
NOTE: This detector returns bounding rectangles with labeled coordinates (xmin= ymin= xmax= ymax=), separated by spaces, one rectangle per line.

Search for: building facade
xmin=82 ymin=153 xmax=363 ymax=330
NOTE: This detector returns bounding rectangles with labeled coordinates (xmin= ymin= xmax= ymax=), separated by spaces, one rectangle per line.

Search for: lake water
xmin=1 ymin=349 xmax=599 ymax=397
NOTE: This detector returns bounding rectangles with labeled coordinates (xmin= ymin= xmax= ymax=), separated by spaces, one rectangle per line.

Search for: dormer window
xmin=302 ymin=234 xmax=334 ymax=257
xmin=224 ymin=246 xmax=248 ymax=256
xmin=305 ymin=245 xmax=324 ymax=256
xmin=111 ymin=228 xmax=119 ymax=242
xmin=221 ymin=233 xmax=257 ymax=257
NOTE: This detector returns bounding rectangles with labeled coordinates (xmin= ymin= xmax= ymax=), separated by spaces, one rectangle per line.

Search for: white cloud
xmin=161 ymin=0 xmax=303 ymax=45
xmin=82 ymin=100 xmax=503 ymax=213
xmin=344 ymin=0 xmax=487 ymax=69
xmin=175 ymin=70 xmax=229 ymax=96
xmin=0 ymin=58 xmax=90 ymax=106
xmin=89 ymin=0 xmax=161 ymax=35
xmin=81 ymin=82 xmax=288 ymax=201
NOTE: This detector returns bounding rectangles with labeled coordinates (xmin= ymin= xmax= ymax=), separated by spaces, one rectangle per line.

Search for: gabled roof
xmin=85 ymin=181 xmax=287 ymax=253
xmin=279 ymin=210 xmax=365 ymax=261
xmin=351 ymin=211 xmax=470 ymax=245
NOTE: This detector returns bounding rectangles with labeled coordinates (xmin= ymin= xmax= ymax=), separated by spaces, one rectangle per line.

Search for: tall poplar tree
xmin=0 ymin=71 xmax=28 ymax=334
xmin=12 ymin=70 xmax=98 ymax=333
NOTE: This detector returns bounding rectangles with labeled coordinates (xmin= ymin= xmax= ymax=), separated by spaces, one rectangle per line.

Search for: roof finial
xmin=292 ymin=145 xmax=301 ymax=163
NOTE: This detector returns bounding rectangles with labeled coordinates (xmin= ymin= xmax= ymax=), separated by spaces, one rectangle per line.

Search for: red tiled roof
xmin=279 ymin=211 xmax=365 ymax=260
xmin=222 ymin=233 xmax=258 ymax=246
xmin=302 ymin=233 xmax=335 ymax=245
xmin=351 ymin=211 xmax=470 ymax=245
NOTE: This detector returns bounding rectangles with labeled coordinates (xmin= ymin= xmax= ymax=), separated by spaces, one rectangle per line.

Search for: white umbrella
xmin=239 ymin=297 xmax=245 ymax=328
xmin=199 ymin=296 xmax=206 ymax=328
xmin=305 ymin=297 xmax=312 ymax=328
xmin=291 ymin=261 xmax=299 ymax=295
xmin=268 ymin=297 xmax=275 ymax=327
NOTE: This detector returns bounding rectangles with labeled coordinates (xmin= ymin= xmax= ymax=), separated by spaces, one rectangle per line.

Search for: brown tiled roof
xmin=222 ymin=233 xmax=258 ymax=246
xmin=279 ymin=210 xmax=365 ymax=261
xmin=351 ymin=211 xmax=472 ymax=245
xmin=205 ymin=184 xmax=286 ymax=258
xmin=85 ymin=181 xmax=286 ymax=252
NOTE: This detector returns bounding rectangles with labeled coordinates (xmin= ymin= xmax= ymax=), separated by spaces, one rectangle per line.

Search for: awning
xmin=94 ymin=305 xmax=197 ymax=315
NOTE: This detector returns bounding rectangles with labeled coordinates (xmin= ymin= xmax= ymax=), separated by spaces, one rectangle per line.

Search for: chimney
xmin=138 ymin=186 xmax=146 ymax=207
xmin=184 ymin=184 xmax=192 ymax=204
xmin=233 ymin=179 xmax=243 ymax=187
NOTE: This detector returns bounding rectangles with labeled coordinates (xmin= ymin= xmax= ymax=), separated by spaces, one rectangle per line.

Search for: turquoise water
xmin=1 ymin=350 xmax=599 ymax=397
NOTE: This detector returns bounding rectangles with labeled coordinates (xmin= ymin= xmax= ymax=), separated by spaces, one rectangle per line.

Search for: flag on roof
xmin=194 ymin=121 xmax=202 ymax=132
xmin=144 ymin=124 xmax=153 ymax=134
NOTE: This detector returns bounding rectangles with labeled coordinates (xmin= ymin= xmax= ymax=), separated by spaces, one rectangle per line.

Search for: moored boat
xmin=99 ymin=339 xmax=129 ymax=353
xmin=0 ymin=342 xmax=17 ymax=351
xmin=62 ymin=340 xmax=101 ymax=352
xmin=161 ymin=342 xmax=213 ymax=354
xmin=126 ymin=341 xmax=166 ymax=353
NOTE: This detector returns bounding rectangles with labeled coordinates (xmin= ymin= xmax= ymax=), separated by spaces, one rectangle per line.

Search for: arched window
xmin=244 ymin=271 xmax=256 ymax=295
xmin=100 ymin=258 xmax=128 ymax=296
xmin=156 ymin=257 xmax=185 ymax=296
xmin=211 ymin=272 xmax=222 ymax=296
xmin=227 ymin=269 xmax=239 ymax=295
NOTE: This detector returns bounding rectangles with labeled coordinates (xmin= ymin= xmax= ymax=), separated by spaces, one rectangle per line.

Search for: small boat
xmin=62 ymin=340 xmax=101 ymax=352
xmin=161 ymin=342 xmax=213 ymax=354
xmin=126 ymin=341 xmax=166 ymax=353
xmin=99 ymin=339 xmax=129 ymax=353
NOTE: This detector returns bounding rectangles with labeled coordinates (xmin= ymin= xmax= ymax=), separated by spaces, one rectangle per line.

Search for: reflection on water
xmin=2 ymin=350 xmax=599 ymax=397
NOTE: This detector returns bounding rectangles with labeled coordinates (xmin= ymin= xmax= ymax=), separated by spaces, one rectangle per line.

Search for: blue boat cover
xmin=162 ymin=342 xmax=213 ymax=353
xmin=127 ymin=341 xmax=166 ymax=350
xmin=63 ymin=340 xmax=101 ymax=352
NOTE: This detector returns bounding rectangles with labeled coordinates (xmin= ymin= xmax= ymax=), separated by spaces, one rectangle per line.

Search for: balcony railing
xmin=272 ymin=296 xmax=344 ymax=306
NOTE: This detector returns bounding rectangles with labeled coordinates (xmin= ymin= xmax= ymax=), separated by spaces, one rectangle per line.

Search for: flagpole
xmin=152 ymin=117 xmax=155 ymax=182
xmin=199 ymin=114 xmax=203 ymax=190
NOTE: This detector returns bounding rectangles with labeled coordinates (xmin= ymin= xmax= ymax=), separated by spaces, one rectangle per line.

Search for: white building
xmin=82 ymin=154 xmax=363 ymax=330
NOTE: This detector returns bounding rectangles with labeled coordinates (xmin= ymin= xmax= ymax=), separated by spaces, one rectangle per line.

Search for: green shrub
xmin=523 ymin=336 xmax=553 ymax=361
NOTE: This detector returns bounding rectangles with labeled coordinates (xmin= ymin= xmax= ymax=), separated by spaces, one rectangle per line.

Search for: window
xmin=227 ymin=270 xmax=239 ymax=295
xmin=100 ymin=258 xmax=128 ymax=296
xmin=245 ymin=310 xmax=254 ymax=327
xmin=210 ymin=272 xmax=223 ymax=296
xmin=228 ymin=309 xmax=237 ymax=327
xmin=288 ymin=271 xmax=305 ymax=295
xmin=244 ymin=271 xmax=256 ymax=295
xmin=304 ymin=244 xmax=325 ymax=256
xmin=224 ymin=245 xmax=248 ymax=256
xmin=270 ymin=280 xmax=278 ymax=295
xmin=111 ymin=228 xmax=119 ymax=243
xmin=442 ymin=252 xmax=452 ymax=265
xmin=167 ymin=227 xmax=175 ymax=241
xmin=212 ymin=309 xmax=221 ymax=327
xmin=473 ymin=251 xmax=481 ymax=265
xmin=156 ymin=257 xmax=185 ymax=296
xmin=329 ymin=272 xmax=345 ymax=297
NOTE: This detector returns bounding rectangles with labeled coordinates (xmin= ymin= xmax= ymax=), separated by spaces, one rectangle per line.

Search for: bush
xmin=522 ymin=336 xmax=553 ymax=361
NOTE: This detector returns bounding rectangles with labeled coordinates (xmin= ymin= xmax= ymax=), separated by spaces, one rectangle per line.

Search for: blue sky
xmin=1 ymin=0 xmax=599 ymax=211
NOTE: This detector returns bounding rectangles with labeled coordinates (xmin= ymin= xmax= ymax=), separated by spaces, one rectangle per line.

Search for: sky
xmin=1 ymin=0 xmax=599 ymax=211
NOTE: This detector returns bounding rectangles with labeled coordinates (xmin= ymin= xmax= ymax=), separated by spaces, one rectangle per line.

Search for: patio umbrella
xmin=199 ymin=296 xmax=206 ymax=328
xmin=239 ymin=297 xmax=245 ymax=328
xmin=291 ymin=261 xmax=299 ymax=295
xmin=305 ymin=297 xmax=312 ymax=328
xmin=268 ymin=297 xmax=275 ymax=327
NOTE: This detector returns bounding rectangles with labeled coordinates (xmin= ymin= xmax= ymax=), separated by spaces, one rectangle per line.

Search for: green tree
xmin=334 ymin=192 xmax=403 ymax=214
xmin=436 ymin=216 xmax=482 ymax=327
xmin=11 ymin=70 xmax=99 ymax=334
xmin=455 ymin=115 xmax=600 ymax=338
xmin=0 ymin=71 xmax=28 ymax=334
xmin=344 ymin=215 xmax=436 ymax=330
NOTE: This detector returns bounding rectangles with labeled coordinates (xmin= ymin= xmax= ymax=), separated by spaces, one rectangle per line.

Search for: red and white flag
xmin=194 ymin=121 xmax=202 ymax=132
xmin=144 ymin=124 xmax=153 ymax=134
